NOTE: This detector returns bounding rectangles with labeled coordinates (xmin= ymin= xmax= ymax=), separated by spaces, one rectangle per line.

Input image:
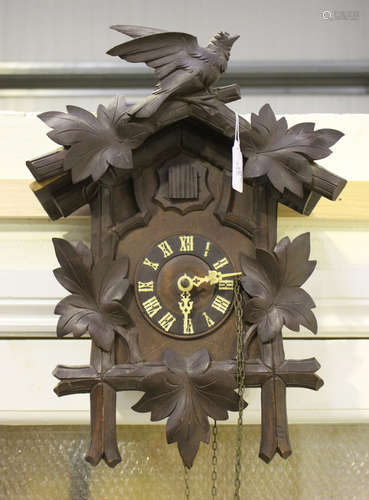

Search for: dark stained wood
xmin=85 ymin=381 xmax=120 ymax=467
xmin=116 ymin=163 xmax=254 ymax=363
xmin=26 ymin=23 xmax=347 ymax=471
xmin=27 ymin=116 xmax=346 ymax=222
xmin=87 ymin=176 xmax=125 ymax=467
xmin=53 ymin=345 xmax=322 ymax=467
xmin=311 ymin=162 xmax=347 ymax=201
xmin=36 ymin=120 xmax=338 ymax=468
xmin=51 ymin=168 xmax=139 ymax=467
xmin=215 ymin=170 xmax=256 ymax=238
xmin=279 ymin=187 xmax=321 ymax=216
xmin=26 ymin=147 xmax=67 ymax=181
xmin=241 ymin=196 xmax=318 ymax=462
xmin=132 ymin=348 xmax=240 ymax=468
xmin=155 ymin=154 xmax=213 ymax=215
xmin=241 ymin=104 xmax=345 ymax=199
xmin=168 ymin=162 xmax=198 ymax=199
xmin=110 ymin=171 xmax=152 ymax=240
xmin=250 ymin=335 xmax=323 ymax=462
xmin=30 ymin=173 xmax=94 ymax=220
xmin=107 ymin=26 xmax=240 ymax=118
xmin=211 ymin=84 xmax=241 ymax=103
xmin=252 ymin=183 xmax=278 ymax=250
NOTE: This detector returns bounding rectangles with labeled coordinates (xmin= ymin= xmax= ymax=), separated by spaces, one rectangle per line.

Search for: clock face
xmin=135 ymin=234 xmax=237 ymax=338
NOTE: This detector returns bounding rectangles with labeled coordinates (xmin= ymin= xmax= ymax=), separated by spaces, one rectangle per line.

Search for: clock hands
xmin=177 ymin=270 xmax=242 ymax=292
xmin=177 ymin=274 xmax=194 ymax=292
xmin=177 ymin=275 xmax=194 ymax=334
xmin=192 ymin=270 xmax=242 ymax=287
xmin=178 ymin=290 xmax=194 ymax=334
xmin=177 ymin=270 xmax=242 ymax=291
xmin=176 ymin=270 xmax=241 ymax=334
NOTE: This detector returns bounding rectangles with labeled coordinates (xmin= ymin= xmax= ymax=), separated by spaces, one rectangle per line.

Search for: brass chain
xmin=234 ymin=279 xmax=245 ymax=500
xmin=184 ymin=465 xmax=190 ymax=500
xmin=182 ymin=281 xmax=245 ymax=500
xmin=211 ymin=420 xmax=218 ymax=498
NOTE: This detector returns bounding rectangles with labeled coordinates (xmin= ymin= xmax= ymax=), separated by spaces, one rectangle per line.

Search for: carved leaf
xmin=240 ymin=233 xmax=317 ymax=343
xmin=53 ymin=238 xmax=131 ymax=351
xmin=38 ymin=96 xmax=151 ymax=183
xmin=241 ymin=104 xmax=344 ymax=197
xmin=132 ymin=348 xmax=241 ymax=467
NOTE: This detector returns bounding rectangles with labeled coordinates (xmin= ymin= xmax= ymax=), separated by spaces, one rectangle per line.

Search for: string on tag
xmin=235 ymin=111 xmax=240 ymax=143
xmin=232 ymin=111 xmax=243 ymax=193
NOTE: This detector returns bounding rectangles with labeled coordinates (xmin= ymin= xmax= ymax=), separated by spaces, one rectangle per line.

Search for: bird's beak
xmin=229 ymin=34 xmax=240 ymax=44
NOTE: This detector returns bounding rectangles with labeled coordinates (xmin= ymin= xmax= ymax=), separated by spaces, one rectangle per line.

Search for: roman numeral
xmin=142 ymin=296 xmax=162 ymax=318
xmin=218 ymin=280 xmax=234 ymax=290
xmin=143 ymin=258 xmax=159 ymax=271
xmin=204 ymin=241 xmax=211 ymax=257
xmin=213 ymin=257 xmax=229 ymax=270
xmin=157 ymin=240 xmax=173 ymax=258
xmin=158 ymin=312 xmax=176 ymax=331
xmin=137 ymin=281 xmax=154 ymax=292
xmin=179 ymin=235 xmax=194 ymax=252
xmin=211 ymin=295 xmax=231 ymax=314
xmin=183 ymin=318 xmax=194 ymax=335
xmin=202 ymin=312 xmax=215 ymax=328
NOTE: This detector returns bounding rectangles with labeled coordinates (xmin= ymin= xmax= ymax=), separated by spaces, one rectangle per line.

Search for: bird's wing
xmin=107 ymin=31 xmax=203 ymax=85
xmin=153 ymin=68 xmax=202 ymax=95
xmin=110 ymin=25 xmax=168 ymax=38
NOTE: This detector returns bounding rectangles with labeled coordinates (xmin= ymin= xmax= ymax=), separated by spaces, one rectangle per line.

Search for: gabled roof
xmin=27 ymin=87 xmax=346 ymax=220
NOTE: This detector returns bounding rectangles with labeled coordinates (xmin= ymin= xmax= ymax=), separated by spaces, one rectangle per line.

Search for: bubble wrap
xmin=0 ymin=425 xmax=368 ymax=500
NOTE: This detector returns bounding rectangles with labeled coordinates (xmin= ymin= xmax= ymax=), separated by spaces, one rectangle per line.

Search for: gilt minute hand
xmin=192 ymin=270 xmax=242 ymax=287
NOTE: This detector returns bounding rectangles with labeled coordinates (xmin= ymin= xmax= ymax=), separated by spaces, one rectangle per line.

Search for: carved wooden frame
xmin=27 ymin=27 xmax=346 ymax=470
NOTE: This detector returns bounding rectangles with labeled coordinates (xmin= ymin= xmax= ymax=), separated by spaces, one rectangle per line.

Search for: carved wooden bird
xmin=107 ymin=25 xmax=239 ymax=118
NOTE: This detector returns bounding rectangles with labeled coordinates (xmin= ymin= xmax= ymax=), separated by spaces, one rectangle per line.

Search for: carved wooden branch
xmin=27 ymin=25 xmax=345 ymax=471
xmin=53 ymin=348 xmax=322 ymax=466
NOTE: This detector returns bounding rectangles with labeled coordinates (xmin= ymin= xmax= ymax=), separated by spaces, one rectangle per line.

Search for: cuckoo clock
xmin=27 ymin=24 xmax=346 ymax=494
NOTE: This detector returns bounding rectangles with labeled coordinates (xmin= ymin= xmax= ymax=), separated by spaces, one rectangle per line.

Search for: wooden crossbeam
xmin=245 ymin=354 xmax=323 ymax=462
xmin=53 ymin=349 xmax=323 ymax=465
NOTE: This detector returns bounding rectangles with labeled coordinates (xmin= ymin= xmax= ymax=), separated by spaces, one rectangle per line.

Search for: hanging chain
xmin=184 ymin=465 xmax=190 ymax=500
xmin=234 ymin=279 xmax=245 ymax=500
xmin=211 ymin=420 xmax=218 ymax=498
xmin=182 ymin=281 xmax=245 ymax=500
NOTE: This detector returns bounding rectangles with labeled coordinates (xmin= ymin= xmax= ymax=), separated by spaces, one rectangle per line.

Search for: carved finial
xmin=107 ymin=26 xmax=239 ymax=118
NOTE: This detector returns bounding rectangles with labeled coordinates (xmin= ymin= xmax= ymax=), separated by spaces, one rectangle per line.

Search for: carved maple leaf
xmin=241 ymin=104 xmax=343 ymax=197
xmin=132 ymin=348 xmax=242 ymax=468
xmin=53 ymin=238 xmax=131 ymax=351
xmin=240 ymin=233 xmax=317 ymax=343
xmin=38 ymin=96 xmax=151 ymax=183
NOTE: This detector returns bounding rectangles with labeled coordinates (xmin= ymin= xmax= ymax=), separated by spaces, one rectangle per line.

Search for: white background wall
xmin=1 ymin=0 xmax=368 ymax=113
xmin=1 ymin=0 xmax=367 ymax=62
xmin=0 ymin=1 xmax=368 ymax=427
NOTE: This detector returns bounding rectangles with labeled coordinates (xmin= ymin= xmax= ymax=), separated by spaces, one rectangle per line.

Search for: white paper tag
xmin=232 ymin=112 xmax=243 ymax=193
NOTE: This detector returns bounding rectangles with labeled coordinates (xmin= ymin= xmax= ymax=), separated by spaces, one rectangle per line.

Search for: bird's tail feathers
xmin=128 ymin=92 xmax=170 ymax=118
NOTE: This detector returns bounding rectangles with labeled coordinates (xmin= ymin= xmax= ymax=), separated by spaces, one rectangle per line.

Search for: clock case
xmin=27 ymin=84 xmax=346 ymax=469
